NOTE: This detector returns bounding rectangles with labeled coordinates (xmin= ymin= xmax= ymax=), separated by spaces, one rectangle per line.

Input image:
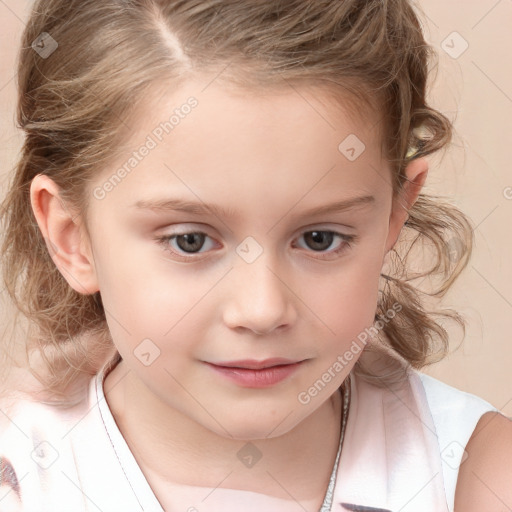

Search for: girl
xmin=0 ymin=0 xmax=510 ymax=511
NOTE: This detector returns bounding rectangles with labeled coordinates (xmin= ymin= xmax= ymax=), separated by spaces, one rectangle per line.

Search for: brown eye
xmin=174 ymin=233 xmax=206 ymax=253
xmin=293 ymin=230 xmax=356 ymax=260
xmin=155 ymin=231 xmax=217 ymax=260
xmin=303 ymin=231 xmax=335 ymax=251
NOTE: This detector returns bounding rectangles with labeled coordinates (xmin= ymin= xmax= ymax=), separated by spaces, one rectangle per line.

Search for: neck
xmin=104 ymin=360 xmax=343 ymax=506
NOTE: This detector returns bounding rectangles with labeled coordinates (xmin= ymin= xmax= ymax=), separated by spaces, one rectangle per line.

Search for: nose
xmin=222 ymin=255 xmax=297 ymax=336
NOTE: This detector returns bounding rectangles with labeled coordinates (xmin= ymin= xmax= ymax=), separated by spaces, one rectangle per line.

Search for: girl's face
xmin=73 ymin=79 xmax=425 ymax=439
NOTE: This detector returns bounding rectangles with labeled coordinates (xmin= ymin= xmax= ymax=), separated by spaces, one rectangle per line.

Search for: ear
xmin=384 ymin=157 xmax=429 ymax=254
xmin=30 ymin=173 xmax=99 ymax=295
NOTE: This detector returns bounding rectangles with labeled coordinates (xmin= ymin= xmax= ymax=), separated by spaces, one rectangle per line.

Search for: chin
xmin=200 ymin=409 xmax=303 ymax=441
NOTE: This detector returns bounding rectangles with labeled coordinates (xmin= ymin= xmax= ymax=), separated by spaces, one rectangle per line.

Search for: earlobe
xmin=384 ymin=157 xmax=429 ymax=254
xmin=30 ymin=174 xmax=99 ymax=295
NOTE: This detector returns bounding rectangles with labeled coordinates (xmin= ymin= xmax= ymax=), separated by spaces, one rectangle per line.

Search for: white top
xmin=0 ymin=347 xmax=498 ymax=512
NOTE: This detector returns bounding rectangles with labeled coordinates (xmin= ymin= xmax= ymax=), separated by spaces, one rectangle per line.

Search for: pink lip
xmin=204 ymin=358 xmax=305 ymax=388
xmin=209 ymin=358 xmax=302 ymax=369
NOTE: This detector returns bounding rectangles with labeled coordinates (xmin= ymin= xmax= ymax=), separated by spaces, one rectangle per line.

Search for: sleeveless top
xmin=0 ymin=346 xmax=498 ymax=512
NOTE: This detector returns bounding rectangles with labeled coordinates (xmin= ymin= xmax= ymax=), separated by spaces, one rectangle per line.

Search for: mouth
xmin=206 ymin=357 xmax=304 ymax=370
xmin=203 ymin=358 xmax=306 ymax=388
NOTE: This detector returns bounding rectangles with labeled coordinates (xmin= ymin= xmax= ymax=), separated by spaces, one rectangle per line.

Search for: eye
xmin=155 ymin=231 xmax=216 ymax=261
xmin=293 ymin=230 xmax=356 ymax=260
xmin=155 ymin=228 xmax=357 ymax=261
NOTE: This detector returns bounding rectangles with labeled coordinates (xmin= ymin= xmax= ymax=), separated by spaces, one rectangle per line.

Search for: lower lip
xmin=205 ymin=362 xmax=303 ymax=388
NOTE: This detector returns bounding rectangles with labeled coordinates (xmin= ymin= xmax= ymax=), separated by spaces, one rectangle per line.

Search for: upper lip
xmin=207 ymin=358 xmax=304 ymax=370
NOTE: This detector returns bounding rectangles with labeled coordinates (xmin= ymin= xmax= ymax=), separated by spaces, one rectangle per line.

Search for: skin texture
xmin=30 ymin=78 xmax=431 ymax=508
xmin=454 ymin=411 xmax=512 ymax=511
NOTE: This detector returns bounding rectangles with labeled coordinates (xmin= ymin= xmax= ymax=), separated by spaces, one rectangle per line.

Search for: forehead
xmin=89 ymin=77 xmax=388 ymax=215
xmin=122 ymin=74 xmax=381 ymax=148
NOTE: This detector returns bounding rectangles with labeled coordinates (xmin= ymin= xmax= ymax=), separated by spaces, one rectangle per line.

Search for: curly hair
xmin=0 ymin=0 xmax=473 ymax=403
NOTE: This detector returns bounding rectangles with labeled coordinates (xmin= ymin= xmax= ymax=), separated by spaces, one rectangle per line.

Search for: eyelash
xmin=154 ymin=229 xmax=357 ymax=262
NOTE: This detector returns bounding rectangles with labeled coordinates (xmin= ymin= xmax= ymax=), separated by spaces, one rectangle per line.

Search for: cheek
xmin=92 ymin=232 xmax=191 ymax=318
xmin=305 ymin=251 xmax=383 ymax=346
xmin=94 ymin=248 xmax=217 ymax=358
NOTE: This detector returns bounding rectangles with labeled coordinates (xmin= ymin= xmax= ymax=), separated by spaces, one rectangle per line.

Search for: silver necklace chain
xmin=319 ymin=377 xmax=352 ymax=512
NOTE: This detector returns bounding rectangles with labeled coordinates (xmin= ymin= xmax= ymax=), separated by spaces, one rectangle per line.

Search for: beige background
xmin=1 ymin=1 xmax=511 ymax=412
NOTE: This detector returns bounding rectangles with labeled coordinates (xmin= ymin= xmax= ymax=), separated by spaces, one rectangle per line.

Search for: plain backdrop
xmin=1 ymin=0 xmax=511 ymax=413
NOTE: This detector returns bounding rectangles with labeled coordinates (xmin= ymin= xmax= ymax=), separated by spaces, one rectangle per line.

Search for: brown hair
xmin=0 ymin=0 xmax=473 ymax=402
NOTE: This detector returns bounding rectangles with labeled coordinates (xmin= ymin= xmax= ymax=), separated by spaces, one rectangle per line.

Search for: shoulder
xmin=0 ymin=381 xmax=99 ymax=509
xmin=417 ymin=372 xmax=494 ymax=408
xmin=416 ymin=372 xmax=497 ymax=428
xmin=416 ymin=373 xmax=512 ymax=511
xmin=455 ymin=411 xmax=512 ymax=511
xmin=412 ymin=371 xmax=500 ymax=511
xmin=415 ymin=372 xmax=498 ymax=444
xmin=0 ymin=392 xmax=63 ymax=461
xmin=0 ymin=394 xmax=46 ymax=508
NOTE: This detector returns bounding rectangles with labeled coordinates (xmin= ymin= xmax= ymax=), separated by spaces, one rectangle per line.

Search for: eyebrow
xmin=131 ymin=194 xmax=376 ymax=219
